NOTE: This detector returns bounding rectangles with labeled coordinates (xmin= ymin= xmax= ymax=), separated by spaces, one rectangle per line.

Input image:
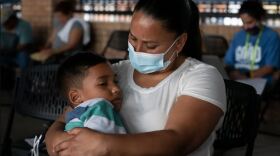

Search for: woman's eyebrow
xmin=129 ymin=31 xmax=137 ymax=39
xmin=129 ymin=31 xmax=158 ymax=44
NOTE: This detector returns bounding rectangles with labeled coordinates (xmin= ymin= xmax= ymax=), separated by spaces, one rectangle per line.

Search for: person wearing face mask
xmin=45 ymin=0 xmax=226 ymax=156
xmin=30 ymin=0 xmax=90 ymax=64
xmin=224 ymin=1 xmax=280 ymax=84
xmin=0 ymin=5 xmax=33 ymax=69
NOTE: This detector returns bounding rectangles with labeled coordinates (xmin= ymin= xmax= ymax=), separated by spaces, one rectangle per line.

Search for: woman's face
xmin=54 ymin=12 xmax=71 ymax=25
xmin=128 ymin=11 xmax=185 ymax=60
xmin=240 ymin=13 xmax=260 ymax=31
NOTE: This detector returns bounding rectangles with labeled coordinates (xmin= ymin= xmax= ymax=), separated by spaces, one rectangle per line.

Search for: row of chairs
xmin=101 ymin=30 xmax=229 ymax=60
xmin=0 ymin=63 xmax=261 ymax=156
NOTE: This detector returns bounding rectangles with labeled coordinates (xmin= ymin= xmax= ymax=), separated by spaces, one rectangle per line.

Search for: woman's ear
xmin=68 ymin=88 xmax=83 ymax=106
xmin=176 ymin=33 xmax=188 ymax=53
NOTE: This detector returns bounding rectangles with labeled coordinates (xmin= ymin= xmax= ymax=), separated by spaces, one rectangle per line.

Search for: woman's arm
xmin=228 ymin=70 xmax=248 ymax=80
xmin=54 ymin=95 xmax=223 ymax=156
xmin=251 ymin=66 xmax=274 ymax=78
xmin=33 ymin=27 xmax=83 ymax=62
xmin=51 ymin=27 xmax=83 ymax=54
xmin=44 ymin=29 xmax=57 ymax=49
xmin=45 ymin=106 xmax=72 ymax=156
xmin=228 ymin=66 xmax=274 ymax=80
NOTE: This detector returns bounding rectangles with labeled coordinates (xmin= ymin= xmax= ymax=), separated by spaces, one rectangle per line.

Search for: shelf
xmin=75 ymin=9 xmax=133 ymax=15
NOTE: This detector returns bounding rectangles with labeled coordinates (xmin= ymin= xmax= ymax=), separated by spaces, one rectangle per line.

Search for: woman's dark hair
xmin=238 ymin=1 xmax=266 ymax=21
xmin=54 ymin=0 xmax=75 ymax=15
xmin=133 ymin=0 xmax=202 ymax=60
xmin=56 ymin=52 xmax=107 ymax=98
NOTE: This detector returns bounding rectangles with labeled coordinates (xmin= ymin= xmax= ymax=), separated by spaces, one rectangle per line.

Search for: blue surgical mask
xmin=128 ymin=37 xmax=179 ymax=74
xmin=245 ymin=25 xmax=261 ymax=35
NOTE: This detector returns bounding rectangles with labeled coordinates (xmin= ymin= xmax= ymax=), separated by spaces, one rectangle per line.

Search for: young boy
xmin=56 ymin=52 xmax=126 ymax=134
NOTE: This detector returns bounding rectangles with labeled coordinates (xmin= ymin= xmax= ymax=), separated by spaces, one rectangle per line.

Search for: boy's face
xmin=71 ymin=63 xmax=122 ymax=111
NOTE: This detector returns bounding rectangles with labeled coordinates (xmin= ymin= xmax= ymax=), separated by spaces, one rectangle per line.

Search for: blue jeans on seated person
xmin=0 ymin=51 xmax=29 ymax=69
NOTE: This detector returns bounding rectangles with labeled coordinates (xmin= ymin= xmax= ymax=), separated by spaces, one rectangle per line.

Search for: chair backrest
xmin=203 ymin=35 xmax=228 ymax=58
xmin=214 ymin=79 xmax=261 ymax=156
xmin=14 ymin=64 xmax=67 ymax=120
xmin=202 ymin=55 xmax=229 ymax=79
xmin=0 ymin=65 xmax=15 ymax=105
xmin=1 ymin=64 xmax=68 ymax=155
xmin=0 ymin=65 xmax=15 ymax=91
xmin=102 ymin=30 xmax=129 ymax=59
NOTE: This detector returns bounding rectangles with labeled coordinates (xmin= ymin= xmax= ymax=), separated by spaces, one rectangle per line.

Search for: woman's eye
xmin=98 ymin=82 xmax=107 ymax=86
xmin=146 ymin=42 xmax=159 ymax=49
xmin=129 ymin=34 xmax=137 ymax=41
xmin=146 ymin=45 xmax=157 ymax=49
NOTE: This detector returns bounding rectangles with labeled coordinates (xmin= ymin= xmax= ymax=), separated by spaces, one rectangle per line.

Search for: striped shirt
xmin=65 ymin=98 xmax=126 ymax=134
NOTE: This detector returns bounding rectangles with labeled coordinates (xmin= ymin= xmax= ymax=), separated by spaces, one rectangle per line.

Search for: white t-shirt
xmin=113 ymin=58 xmax=226 ymax=156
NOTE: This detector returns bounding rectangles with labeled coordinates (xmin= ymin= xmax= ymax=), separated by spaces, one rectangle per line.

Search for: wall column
xmin=21 ymin=0 xmax=57 ymax=45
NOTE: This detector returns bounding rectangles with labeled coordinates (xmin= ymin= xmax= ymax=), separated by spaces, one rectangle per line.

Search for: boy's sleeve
xmin=65 ymin=118 xmax=84 ymax=131
xmin=81 ymin=100 xmax=127 ymax=134
xmin=65 ymin=107 xmax=88 ymax=131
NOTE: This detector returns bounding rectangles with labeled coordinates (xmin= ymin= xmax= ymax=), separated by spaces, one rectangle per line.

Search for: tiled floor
xmin=221 ymin=134 xmax=280 ymax=156
xmin=1 ymin=99 xmax=280 ymax=156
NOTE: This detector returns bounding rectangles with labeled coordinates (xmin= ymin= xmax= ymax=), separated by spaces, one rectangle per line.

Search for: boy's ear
xmin=68 ymin=88 xmax=83 ymax=105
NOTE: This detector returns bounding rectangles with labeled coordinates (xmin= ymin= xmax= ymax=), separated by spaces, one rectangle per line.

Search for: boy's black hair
xmin=239 ymin=1 xmax=266 ymax=21
xmin=56 ymin=52 xmax=107 ymax=98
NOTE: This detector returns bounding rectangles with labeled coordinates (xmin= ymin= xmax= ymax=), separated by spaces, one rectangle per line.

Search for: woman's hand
xmin=30 ymin=49 xmax=52 ymax=62
xmin=45 ymin=107 xmax=73 ymax=156
xmin=50 ymin=132 xmax=73 ymax=156
xmin=229 ymin=70 xmax=248 ymax=80
xmin=40 ymin=49 xmax=53 ymax=61
xmin=54 ymin=128 xmax=108 ymax=156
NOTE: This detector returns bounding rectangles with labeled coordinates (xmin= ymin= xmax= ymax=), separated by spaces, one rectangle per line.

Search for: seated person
xmin=31 ymin=0 xmax=90 ymax=63
xmin=56 ymin=52 xmax=126 ymax=133
xmin=0 ymin=5 xmax=33 ymax=69
xmin=224 ymin=1 xmax=280 ymax=84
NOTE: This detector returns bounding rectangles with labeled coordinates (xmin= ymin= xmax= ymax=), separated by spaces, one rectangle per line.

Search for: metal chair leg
xmin=1 ymin=106 xmax=15 ymax=156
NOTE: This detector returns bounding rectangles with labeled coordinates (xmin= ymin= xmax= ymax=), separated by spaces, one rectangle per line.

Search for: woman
xmin=30 ymin=0 xmax=90 ymax=63
xmin=46 ymin=0 xmax=226 ymax=155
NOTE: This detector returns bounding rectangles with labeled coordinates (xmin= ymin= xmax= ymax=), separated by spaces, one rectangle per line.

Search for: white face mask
xmin=128 ymin=37 xmax=179 ymax=74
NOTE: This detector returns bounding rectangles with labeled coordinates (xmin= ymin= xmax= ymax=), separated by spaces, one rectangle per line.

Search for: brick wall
xmin=89 ymin=21 xmax=130 ymax=54
xmin=21 ymin=0 xmax=280 ymax=53
xmin=21 ymin=0 xmax=56 ymax=47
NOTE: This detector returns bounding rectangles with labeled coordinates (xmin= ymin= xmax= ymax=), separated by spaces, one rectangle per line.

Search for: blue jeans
xmin=0 ymin=51 xmax=29 ymax=69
